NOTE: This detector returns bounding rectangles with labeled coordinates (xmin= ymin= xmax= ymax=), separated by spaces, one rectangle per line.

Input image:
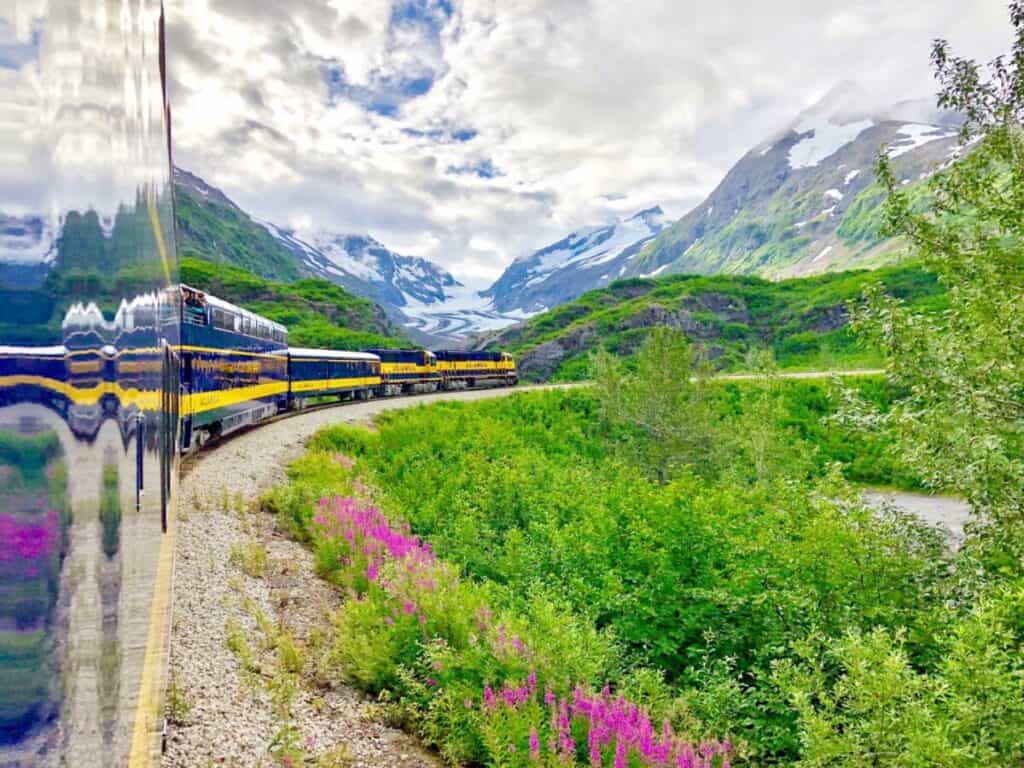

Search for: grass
xmin=230 ymin=540 xmax=268 ymax=579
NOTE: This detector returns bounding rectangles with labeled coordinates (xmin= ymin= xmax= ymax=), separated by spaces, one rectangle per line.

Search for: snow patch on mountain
xmin=887 ymin=123 xmax=958 ymax=159
xmin=482 ymin=206 xmax=670 ymax=317
xmin=788 ymin=116 xmax=874 ymax=169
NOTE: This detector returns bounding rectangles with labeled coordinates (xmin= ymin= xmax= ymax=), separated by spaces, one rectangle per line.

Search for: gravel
xmin=163 ymin=385 xmax=559 ymax=767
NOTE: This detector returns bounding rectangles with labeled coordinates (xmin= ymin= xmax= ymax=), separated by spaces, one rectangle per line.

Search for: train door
xmin=160 ymin=343 xmax=179 ymax=531
xmin=180 ymin=351 xmax=193 ymax=451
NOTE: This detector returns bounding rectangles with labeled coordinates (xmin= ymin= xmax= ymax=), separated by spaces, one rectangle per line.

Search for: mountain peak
xmin=798 ymin=81 xmax=874 ymax=125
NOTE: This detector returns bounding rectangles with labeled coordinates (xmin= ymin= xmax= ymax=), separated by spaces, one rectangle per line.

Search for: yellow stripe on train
xmin=181 ymin=381 xmax=289 ymax=415
xmin=439 ymin=361 xmax=516 ymax=372
xmin=380 ymin=362 xmax=441 ymax=377
xmin=290 ymin=376 xmax=381 ymax=393
xmin=0 ymin=374 xmax=164 ymax=410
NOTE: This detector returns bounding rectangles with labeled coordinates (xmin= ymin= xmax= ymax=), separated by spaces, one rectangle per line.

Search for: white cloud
xmin=165 ymin=0 xmax=1012 ymax=287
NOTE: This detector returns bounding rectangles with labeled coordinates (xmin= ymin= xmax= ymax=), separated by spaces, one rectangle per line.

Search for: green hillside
xmin=181 ymin=257 xmax=408 ymax=350
xmin=174 ymin=171 xmax=307 ymax=281
xmin=489 ymin=262 xmax=946 ymax=380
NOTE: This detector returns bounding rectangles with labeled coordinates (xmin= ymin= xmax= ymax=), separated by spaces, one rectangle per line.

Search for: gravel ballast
xmin=163 ymin=386 xmax=552 ymax=767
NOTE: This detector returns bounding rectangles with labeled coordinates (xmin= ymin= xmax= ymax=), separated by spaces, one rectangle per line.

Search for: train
xmin=178 ymin=284 xmax=516 ymax=451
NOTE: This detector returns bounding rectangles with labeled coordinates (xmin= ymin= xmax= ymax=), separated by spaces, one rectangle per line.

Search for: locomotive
xmin=178 ymin=284 xmax=516 ymax=451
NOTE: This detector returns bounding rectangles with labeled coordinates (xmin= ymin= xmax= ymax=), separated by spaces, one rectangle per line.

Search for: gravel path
xmin=163 ymin=385 xmax=557 ymax=768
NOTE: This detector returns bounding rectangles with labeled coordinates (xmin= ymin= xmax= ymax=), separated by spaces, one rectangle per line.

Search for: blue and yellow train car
xmin=179 ymin=285 xmax=289 ymax=450
xmin=364 ymin=348 xmax=440 ymax=396
xmin=287 ymin=348 xmax=381 ymax=406
xmin=434 ymin=349 xmax=517 ymax=389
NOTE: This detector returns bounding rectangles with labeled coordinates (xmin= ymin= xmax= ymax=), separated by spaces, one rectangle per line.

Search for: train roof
xmin=288 ymin=347 xmax=381 ymax=362
xmin=0 ymin=344 xmax=67 ymax=356
xmin=181 ymin=283 xmax=288 ymax=336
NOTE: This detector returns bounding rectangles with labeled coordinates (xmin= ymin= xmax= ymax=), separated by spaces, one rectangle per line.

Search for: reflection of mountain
xmin=0 ymin=215 xmax=56 ymax=267
xmin=0 ymin=194 xmax=173 ymax=346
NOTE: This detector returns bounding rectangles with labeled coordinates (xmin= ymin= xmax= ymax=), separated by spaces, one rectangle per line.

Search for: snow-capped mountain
xmin=482 ymin=206 xmax=670 ymax=316
xmin=263 ymin=223 xmax=462 ymax=314
xmin=628 ymin=83 xmax=963 ymax=279
xmin=264 ymin=224 xmax=535 ymax=341
xmin=175 ymin=167 xmax=470 ymax=341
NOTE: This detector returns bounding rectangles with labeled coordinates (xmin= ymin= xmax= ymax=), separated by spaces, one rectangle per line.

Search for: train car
xmin=287 ymin=347 xmax=381 ymax=407
xmin=433 ymin=349 xmax=517 ymax=389
xmin=0 ymin=344 xmax=72 ymax=412
xmin=363 ymin=348 xmax=441 ymax=396
xmin=178 ymin=285 xmax=289 ymax=451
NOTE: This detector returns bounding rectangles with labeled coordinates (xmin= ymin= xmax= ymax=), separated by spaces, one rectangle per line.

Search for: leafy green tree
xmin=591 ymin=327 xmax=722 ymax=484
xmin=850 ymin=2 xmax=1024 ymax=542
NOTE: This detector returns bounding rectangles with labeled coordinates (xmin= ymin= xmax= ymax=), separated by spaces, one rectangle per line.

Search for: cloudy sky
xmin=167 ymin=0 xmax=1012 ymax=287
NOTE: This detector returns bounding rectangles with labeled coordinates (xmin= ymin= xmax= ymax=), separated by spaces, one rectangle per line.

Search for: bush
xmin=776 ymin=580 xmax=1024 ymax=766
xmin=271 ymin=387 xmax=953 ymax=761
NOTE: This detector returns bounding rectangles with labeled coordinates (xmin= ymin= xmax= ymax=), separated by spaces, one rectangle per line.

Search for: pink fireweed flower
xmin=425 ymin=678 xmax=437 ymax=687
xmin=332 ymin=453 xmax=355 ymax=469
xmin=402 ymin=601 xmax=416 ymax=615
xmin=384 ymin=616 xmax=394 ymax=626
xmin=508 ymin=745 xmax=516 ymax=754
xmin=529 ymin=728 xmax=540 ymax=761
xmin=483 ymin=685 xmax=496 ymax=710
xmin=433 ymin=660 xmax=443 ymax=672
xmin=544 ymin=688 xmax=556 ymax=707
xmin=589 ymin=728 xmax=602 ymax=767
xmin=614 ymin=740 xmax=628 ymax=768
xmin=527 ymin=669 xmax=537 ymax=693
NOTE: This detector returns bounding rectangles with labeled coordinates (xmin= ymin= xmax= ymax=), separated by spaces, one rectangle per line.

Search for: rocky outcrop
xmin=518 ymin=323 xmax=599 ymax=380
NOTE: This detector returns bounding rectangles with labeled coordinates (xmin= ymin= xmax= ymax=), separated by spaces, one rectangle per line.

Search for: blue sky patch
xmin=447 ymin=159 xmax=502 ymax=179
xmin=0 ymin=26 xmax=40 ymax=70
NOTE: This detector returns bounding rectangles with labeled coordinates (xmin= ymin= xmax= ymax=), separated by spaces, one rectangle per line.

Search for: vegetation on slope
xmin=181 ymin=257 xmax=408 ymax=350
xmin=174 ymin=174 xmax=306 ymax=281
xmin=491 ymin=262 xmax=945 ymax=381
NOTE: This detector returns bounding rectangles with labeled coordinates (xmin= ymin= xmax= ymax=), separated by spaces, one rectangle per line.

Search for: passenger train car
xmin=179 ymin=284 xmax=289 ymax=450
xmin=288 ymin=348 xmax=381 ymax=406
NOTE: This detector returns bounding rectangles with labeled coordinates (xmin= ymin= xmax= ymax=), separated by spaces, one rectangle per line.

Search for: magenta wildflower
xmin=0 ymin=510 xmax=58 ymax=563
xmin=425 ymin=677 xmax=437 ymax=687
xmin=614 ymin=739 xmax=628 ymax=768
xmin=529 ymin=728 xmax=540 ymax=761
xmin=508 ymin=744 xmax=516 ymax=754
xmin=483 ymin=685 xmax=496 ymax=710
